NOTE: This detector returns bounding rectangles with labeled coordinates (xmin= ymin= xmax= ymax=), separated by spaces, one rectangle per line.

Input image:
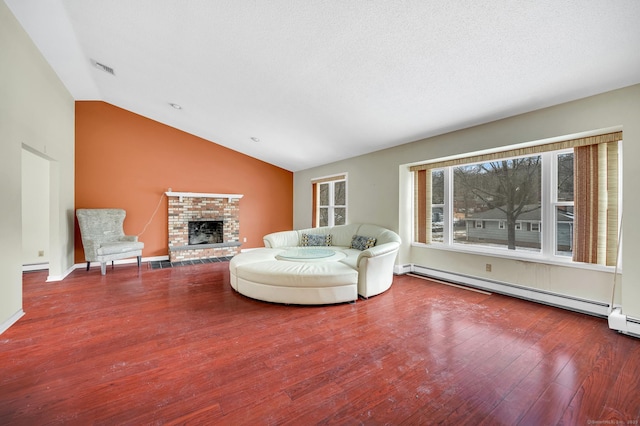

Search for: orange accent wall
xmin=74 ymin=101 xmax=293 ymax=263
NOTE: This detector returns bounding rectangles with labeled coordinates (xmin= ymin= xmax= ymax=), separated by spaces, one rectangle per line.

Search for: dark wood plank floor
xmin=1 ymin=262 xmax=639 ymax=425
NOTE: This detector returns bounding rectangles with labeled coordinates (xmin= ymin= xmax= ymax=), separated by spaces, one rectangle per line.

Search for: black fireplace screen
xmin=188 ymin=220 xmax=223 ymax=245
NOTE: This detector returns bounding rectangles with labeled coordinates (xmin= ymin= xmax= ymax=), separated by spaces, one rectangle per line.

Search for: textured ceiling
xmin=6 ymin=0 xmax=640 ymax=171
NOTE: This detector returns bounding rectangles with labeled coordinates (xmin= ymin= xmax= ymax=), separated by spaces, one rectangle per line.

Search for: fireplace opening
xmin=188 ymin=220 xmax=223 ymax=245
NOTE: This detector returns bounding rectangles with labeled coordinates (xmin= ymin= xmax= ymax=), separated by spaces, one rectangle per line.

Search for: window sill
xmin=411 ymin=242 xmax=620 ymax=273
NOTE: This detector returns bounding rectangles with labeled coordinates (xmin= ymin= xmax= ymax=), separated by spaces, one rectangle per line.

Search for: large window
xmin=411 ymin=132 xmax=621 ymax=266
xmin=312 ymin=174 xmax=347 ymax=227
xmin=451 ymin=155 xmax=542 ymax=251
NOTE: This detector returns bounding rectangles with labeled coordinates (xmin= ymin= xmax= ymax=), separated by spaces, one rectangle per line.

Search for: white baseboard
xmin=22 ymin=263 xmax=49 ymax=272
xmin=394 ymin=264 xmax=412 ymax=275
xmin=46 ymin=255 xmax=171 ymax=281
xmin=0 ymin=309 xmax=25 ymax=335
xmin=142 ymin=255 xmax=170 ymax=262
xmin=46 ymin=265 xmax=76 ymax=282
xmin=410 ymin=264 xmax=610 ymax=318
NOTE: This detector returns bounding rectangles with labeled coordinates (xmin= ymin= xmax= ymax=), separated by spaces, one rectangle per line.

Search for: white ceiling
xmin=6 ymin=1 xmax=640 ymax=172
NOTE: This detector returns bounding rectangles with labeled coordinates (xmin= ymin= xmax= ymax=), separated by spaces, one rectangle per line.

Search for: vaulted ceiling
xmin=7 ymin=1 xmax=640 ymax=171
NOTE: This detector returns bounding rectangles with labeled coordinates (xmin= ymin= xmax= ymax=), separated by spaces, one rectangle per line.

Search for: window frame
xmin=312 ymin=173 xmax=347 ymax=228
xmin=549 ymin=149 xmax=575 ymax=257
xmin=410 ymin=135 xmax=622 ymax=270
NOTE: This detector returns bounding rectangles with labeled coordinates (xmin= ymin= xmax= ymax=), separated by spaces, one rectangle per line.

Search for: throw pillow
xmin=350 ymin=235 xmax=376 ymax=250
xmin=301 ymin=233 xmax=332 ymax=246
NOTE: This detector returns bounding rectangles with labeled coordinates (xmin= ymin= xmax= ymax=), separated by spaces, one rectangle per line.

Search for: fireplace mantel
xmin=165 ymin=192 xmax=244 ymax=202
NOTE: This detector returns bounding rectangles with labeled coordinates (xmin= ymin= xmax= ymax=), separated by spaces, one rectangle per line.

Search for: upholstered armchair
xmin=76 ymin=209 xmax=144 ymax=275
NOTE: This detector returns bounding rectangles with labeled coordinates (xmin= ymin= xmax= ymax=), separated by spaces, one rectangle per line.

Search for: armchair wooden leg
xmin=137 ymin=256 xmax=142 ymax=268
xmin=86 ymin=262 xmax=90 ymax=271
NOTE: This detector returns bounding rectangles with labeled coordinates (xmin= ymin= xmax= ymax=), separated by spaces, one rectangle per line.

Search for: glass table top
xmin=277 ymin=247 xmax=336 ymax=260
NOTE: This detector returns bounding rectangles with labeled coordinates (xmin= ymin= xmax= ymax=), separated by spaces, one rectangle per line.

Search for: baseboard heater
xmin=607 ymin=307 xmax=640 ymax=338
xmin=411 ymin=265 xmax=610 ymax=318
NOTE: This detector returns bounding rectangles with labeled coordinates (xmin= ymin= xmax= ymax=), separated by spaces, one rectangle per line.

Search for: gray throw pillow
xmin=350 ymin=235 xmax=376 ymax=250
xmin=301 ymin=234 xmax=332 ymax=246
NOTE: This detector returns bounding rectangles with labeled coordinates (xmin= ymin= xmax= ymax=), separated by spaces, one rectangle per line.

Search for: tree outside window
xmin=317 ymin=179 xmax=346 ymax=227
xmin=453 ymin=156 xmax=541 ymax=250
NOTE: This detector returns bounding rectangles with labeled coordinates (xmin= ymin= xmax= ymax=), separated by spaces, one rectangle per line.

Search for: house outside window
xmin=312 ymin=174 xmax=347 ymax=227
xmin=411 ymin=131 xmax=622 ymax=266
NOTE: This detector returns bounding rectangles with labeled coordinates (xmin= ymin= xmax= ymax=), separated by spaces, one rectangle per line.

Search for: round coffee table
xmin=276 ymin=247 xmax=346 ymax=262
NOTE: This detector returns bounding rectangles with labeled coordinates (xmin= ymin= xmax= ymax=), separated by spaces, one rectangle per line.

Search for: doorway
xmin=21 ymin=147 xmax=50 ymax=272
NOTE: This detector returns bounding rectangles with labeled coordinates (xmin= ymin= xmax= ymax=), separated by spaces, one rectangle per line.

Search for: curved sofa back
xmin=264 ymin=223 xmax=400 ymax=248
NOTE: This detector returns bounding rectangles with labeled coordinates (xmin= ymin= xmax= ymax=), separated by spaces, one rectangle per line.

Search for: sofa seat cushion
xmin=237 ymin=260 xmax=357 ymax=288
xmin=97 ymin=241 xmax=144 ymax=256
xmin=338 ymin=248 xmax=362 ymax=269
xmin=231 ymin=248 xmax=283 ymax=267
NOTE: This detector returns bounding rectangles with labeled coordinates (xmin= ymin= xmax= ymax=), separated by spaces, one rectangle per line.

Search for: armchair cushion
xmin=96 ymin=241 xmax=145 ymax=256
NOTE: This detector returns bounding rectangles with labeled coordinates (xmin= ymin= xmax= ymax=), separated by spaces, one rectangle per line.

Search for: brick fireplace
xmin=166 ymin=192 xmax=243 ymax=262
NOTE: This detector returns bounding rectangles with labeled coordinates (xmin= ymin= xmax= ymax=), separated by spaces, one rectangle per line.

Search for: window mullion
xmin=328 ymin=182 xmax=335 ymax=226
xmin=541 ymin=151 xmax=554 ymax=256
xmin=444 ymin=167 xmax=453 ymax=244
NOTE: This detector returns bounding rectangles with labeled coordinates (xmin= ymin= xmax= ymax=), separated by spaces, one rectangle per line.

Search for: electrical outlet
xmin=243 ymin=237 xmax=247 ymax=242
xmin=38 ymin=250 xmax=44 ymax=257
xmin=485 ymin=263 xmax=492 ymax=272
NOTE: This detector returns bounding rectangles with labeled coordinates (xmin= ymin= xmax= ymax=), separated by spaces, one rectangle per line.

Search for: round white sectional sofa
xmin=229 ymin=223 xmax=401 ymax=305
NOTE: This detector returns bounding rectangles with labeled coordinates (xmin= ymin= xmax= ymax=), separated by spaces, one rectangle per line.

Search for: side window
xmin=314 ymin=175 xmax=347 ymax=227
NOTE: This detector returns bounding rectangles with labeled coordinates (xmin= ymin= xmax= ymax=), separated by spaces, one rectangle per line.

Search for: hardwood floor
xmin=2 ymin=262 xmax=639 ymax=425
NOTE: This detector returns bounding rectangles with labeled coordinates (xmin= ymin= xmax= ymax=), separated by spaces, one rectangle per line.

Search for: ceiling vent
xmin=91 ymin=59 xmax=115 ymax=76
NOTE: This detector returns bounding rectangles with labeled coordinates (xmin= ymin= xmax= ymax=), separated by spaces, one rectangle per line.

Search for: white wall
xmin=294 ymin=84 xmax=640 ymax=319
xmin=0 ymin=2 xmax=75 ymax=333
xmin=22 ymin=148 xmax=50 ymax=266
